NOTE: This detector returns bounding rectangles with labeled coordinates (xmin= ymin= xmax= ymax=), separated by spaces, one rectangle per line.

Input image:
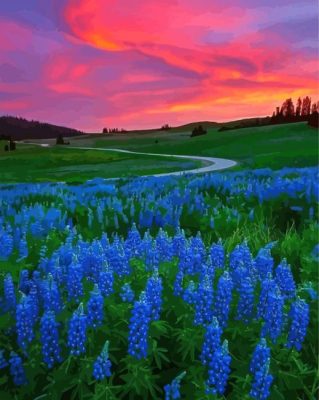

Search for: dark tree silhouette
xmin=9 ymin=140 xmax=16 ymax=151
xmin=280 ymin=98 xmax=294 ymax=118
xmin=301 ymin=96 xmax=311 ymax=116
xmin=308 ymin=111 xmax=318 ymax=128
xmin=270 ymin=96 xmax=318 ymax=125
xmin=295 ymin=97 xmax=302 ymax=117
xmin=56 ymin=134 xmax=65 ymax=145
xmin=191 ymin=125 xmax=207 ymax=137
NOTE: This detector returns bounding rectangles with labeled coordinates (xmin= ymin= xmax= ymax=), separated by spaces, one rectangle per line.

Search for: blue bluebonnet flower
xmin=87 ymin=284 xmax=104 ymax=328
xmin=28 ymin=283 xmax=39 ymax=324
xmin=41 ymin=274 xmax=62 ymax=313
xmin=145 ymin=272 xmax=163 ymax=321
xmin=9 ymin=352 xmax=27 ymax=386
xmin=255 ymin=248 xmax=274 ymax=280
xmin=275 ymin=259 xmax=296 ymax=299
xmin=93 ymin=340 xmax=112 ymax=380
xmin=210 ymin=239 xmax=225 ymax=269
xmin=16 ymin=294 xmax=35 ymax=350
xmin=173 ymin=270 xmax=184 ymax=296
xmin=202 ymin=256 xmax=215 ymax=280
xmin=0 ymin=350 xmax=8 ymax=369
xmin=66 ymin=263 xmax=83 ymax=301
xmin=156 ymin=228 xmax=173 ymax=262
xmin=230 ymin=241 xmax=256 ymax=284
xmin=287 ymin=298 xmax=309 ymax=351
xmin=125 ymin=223 xmax=142 ymax=258
xmin=194 ymin=275 xmax=214 ymax=326
xmin=250 ymin=360 xmax=273 ymax=400
xmin=0 ymin=229 xmax=13 ymax=261
xmin=214 ymin=271 xmax=234 ymax=328
xmin=4 ymin=273 xmax=16 ymax=313
xmin=182 ymin=281 xmax=197 ymax=305
xmin=250 ymin=339 xmax=271 ymax=374
xmin=144 ymin=243 xmax=159 ymax=272
xmin=164 ymin=371 xmax=186 ymax=400
xmin=200 ymin=317 xmax=222 ymax=366
xmin=19 ymin=234 xmax=28 ymax=259
xmin=108 ymin=243 xmax=130 ymax=276
xmin=172 ymin=227 xmax=187 ymax=257
xmin=40 ymin=311 xmax=62 ymax=368
xmin=98 ymin=265 xmax=114 ymax=297
xmin=257 ymin=275 xmax=276 ymax=319
xmin=68 ymin=303 xmax=87 ymax=356
xmin=120 ymin=283 xmax=135 ymax=302
xmin=128 ymin=292 xmax=151 ymax=359
xmin=18 ymin=270 xmax=30 ymax=294
xmin=206 ymin=340 xmax=231 ymax=395
xmin=236 ymin=276 xmax=255 ymax=323
xmin=261 ymin=288 xmax=284 ymax=343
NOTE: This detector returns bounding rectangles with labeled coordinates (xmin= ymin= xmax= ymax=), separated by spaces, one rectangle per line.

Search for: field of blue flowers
xmin=0 ymin=166 xmax=318 ymax=399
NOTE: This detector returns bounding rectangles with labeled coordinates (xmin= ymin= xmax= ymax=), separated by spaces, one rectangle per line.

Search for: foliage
xmin=0 ymin=166 xmax=318 ymax=399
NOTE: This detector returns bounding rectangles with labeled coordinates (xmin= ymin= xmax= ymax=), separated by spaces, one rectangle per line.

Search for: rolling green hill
xmin=74 ymin=122 xmax=318 ymax=170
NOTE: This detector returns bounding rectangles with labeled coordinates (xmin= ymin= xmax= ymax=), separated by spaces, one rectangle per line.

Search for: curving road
xmin=20 ymin=141 xmax=237 ymax=178
xmin=68 ymin=146 xmax=237 ymax=177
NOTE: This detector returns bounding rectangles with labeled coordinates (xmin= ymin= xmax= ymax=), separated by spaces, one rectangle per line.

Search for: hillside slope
xmin=0 ymin=116 xmax=84 ymax=140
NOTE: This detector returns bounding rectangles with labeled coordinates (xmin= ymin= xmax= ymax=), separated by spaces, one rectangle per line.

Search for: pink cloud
xmin=0 ymin=0 xmax=317 ymax=130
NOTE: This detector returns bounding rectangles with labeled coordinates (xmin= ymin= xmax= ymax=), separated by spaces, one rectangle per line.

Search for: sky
xmin=0 ymin=0 xmax=318 ymax=131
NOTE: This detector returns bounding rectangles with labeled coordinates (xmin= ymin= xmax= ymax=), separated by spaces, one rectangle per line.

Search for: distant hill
xmin=169 ymin=120 xmax=219 ymax=132
xmin=0 ymin=116 xmax=84 ymax=140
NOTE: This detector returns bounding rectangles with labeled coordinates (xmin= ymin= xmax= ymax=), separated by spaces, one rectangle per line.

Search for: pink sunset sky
xmin=0 ymin=0 xmax=318 ymax=131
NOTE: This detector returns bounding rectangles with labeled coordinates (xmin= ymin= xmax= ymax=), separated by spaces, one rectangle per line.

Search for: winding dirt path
xmin=68 ymin=146 xmax=237 ymax=177
xmin=21 ymin=142 xmax=237 ymax=177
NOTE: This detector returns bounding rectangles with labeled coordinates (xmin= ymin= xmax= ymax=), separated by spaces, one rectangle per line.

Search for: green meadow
xmin=0 ymin=122 xmax=317 ymax=184
xmin=84 ymin=122 xmax=317 ymax=170
xmin=0 ymin=144 xmax=200 ymax=184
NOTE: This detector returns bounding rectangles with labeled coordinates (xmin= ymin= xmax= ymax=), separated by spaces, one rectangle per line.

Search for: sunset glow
xmin=0 ymin=0 xmax=317 ymax=131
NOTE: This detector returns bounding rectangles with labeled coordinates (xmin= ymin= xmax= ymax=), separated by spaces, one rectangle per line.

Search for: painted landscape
xmin=0 ymin=1 xmax=318 ymax=400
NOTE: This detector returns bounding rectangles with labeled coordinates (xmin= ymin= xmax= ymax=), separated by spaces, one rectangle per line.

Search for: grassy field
xmin=0 ymin=122 xmax=317 ymax=184
xmin=70 ymin=122 xmax=318 ymax=170
xmin=0 ymin=144 xmax=201 ymax=184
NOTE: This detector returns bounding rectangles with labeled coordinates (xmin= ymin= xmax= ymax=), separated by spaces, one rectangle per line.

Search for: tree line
xmin=271 ymin=96 xmax=318 ymax=127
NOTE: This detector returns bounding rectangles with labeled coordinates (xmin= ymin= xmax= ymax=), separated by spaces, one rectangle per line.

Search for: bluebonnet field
xmin=0 ymin=166 xmax=318 ymax=399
